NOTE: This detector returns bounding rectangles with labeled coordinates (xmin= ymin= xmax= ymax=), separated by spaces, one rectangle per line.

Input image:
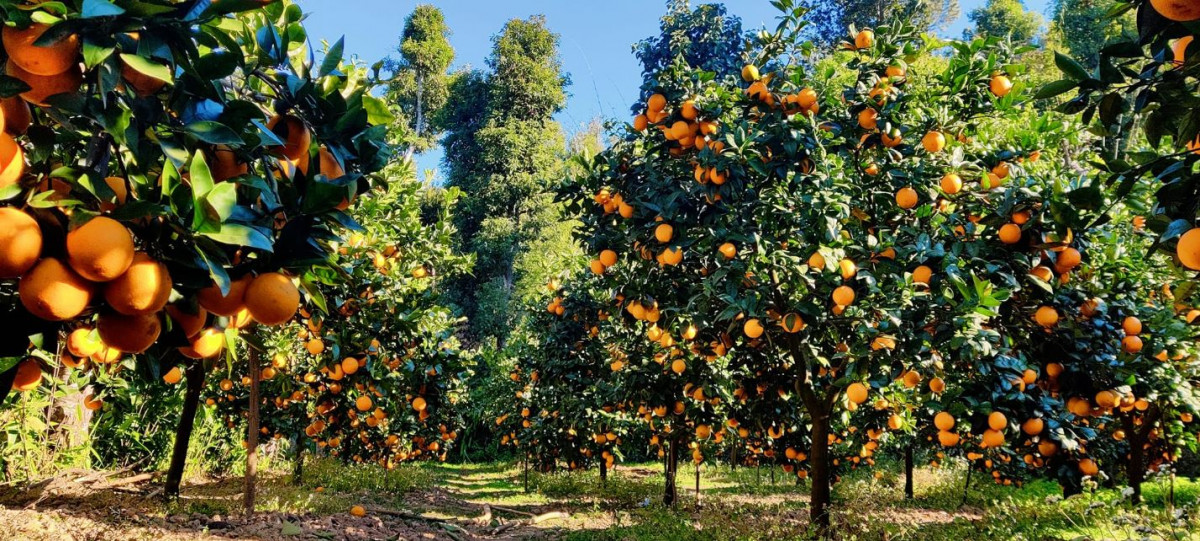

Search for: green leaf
xmin=203 ymin=183 xmax=239 ymax=223
xmin=318 ymin=37 xmax=344 ymax=78
xmin=1054 ymin=52 xmax=1089 ymax=81
xmin=189 ymin=152 xmax=216 ymax=229
xmin=361 ymin=95 xmax=395 ymax=126
xmin=82 ymin=42 xmax=115 ymax=70
xmin=81 ymin=0 xmax=124 ymax=17
xmin=281 ymin=521 xmax=303 ymax=536
xmin=0 ymin=75 xmax=32 ymax=98
xmin=118 ymin=53 xmax=172 ymax=83
xmin=185 ymin=121 xmax=243 ymax=145
xmin=1034 ymin=80 xmax=1077 ymax=100
xmin=201 ymin=223 xmax=274 ymax=251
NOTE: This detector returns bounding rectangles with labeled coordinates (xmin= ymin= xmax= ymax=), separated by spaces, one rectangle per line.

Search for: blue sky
xmin=297 ymin=0 xmax=1051 ymax=177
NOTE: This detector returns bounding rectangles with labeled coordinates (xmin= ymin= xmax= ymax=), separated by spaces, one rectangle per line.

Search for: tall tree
xmin=441 ymin=16 xmax=571 ymax=347
xmin=801 ymin=0 xmax=960 ymax=44
xmin=387 ymin=4 xmax=454 ymax=156
xmin=632 ymin=0 xmax=744 ymax=102
xmin=1046 ymin=0 xmax=1135 ymax=69
xmin=967 ymin=0 xmax=1043 ymax=45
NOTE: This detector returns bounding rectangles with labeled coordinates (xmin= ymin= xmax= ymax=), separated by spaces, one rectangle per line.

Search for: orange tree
xmin=559 ymin=2 xmax=1101 ymax=527
xmin=0 ymin=0 xmax=394 ymax=504
xmin=208 ymin=163 xmax=470 ymax=472
xmin=1041 ymin=0 xmax=1200 ymax=271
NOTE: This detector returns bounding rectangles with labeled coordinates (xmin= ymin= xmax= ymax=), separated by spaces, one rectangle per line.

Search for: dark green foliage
xmin=387 ymin=5 xmax=455 ymax=154
xmin=632 ymin=0 xmax=745 ymax=106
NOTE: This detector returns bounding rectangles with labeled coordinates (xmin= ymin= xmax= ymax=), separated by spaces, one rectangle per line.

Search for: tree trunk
xmin=962 ymin=465 xmax=973 ymax=505
xmin=694 ymin=460 xmax=700 ymax=504
xmin=165 ymin=362 xmax=205 ymax=498
xmin=523 ymin=454 xmax=529 ymax=493
xmin=808 ymin=411 xmax=832 ymax=534
xmin=663 ymin=435 xmax=678 ymax=506
xmin=1126 ymin=418 xmax=1146 ymax=506
xmin=292 ymin=442 xmax=304 ymax=486
xmin=904 ymin=444 xmax=914 ymax=499
xmin=599 ymin=456 xmax=607 ymax=485
xmin=244 ymin=349 xmax=261 ymax=515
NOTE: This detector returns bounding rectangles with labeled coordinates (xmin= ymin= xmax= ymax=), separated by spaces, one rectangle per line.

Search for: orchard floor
xmin=0 ymin=459 xmax=1196 ymax=540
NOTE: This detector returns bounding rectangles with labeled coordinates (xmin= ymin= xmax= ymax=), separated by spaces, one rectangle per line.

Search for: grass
xmin=7 ymin=456 xmax=1199 ymax=540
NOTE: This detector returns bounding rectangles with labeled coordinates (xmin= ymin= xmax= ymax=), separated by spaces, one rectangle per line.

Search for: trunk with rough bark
xmin=599 ymin=457 xmax=607 ymax=484
xmin=808 ymin=409 xmax=832 ymax=533
xmin=663 ymin=435 xmax=679 ymax=506
xmin=244 ymin=349 xmax=261 ymax=515
xmin=165 ymin=362 xmax=205 ymax=498
xmin=292 ymin=443 xmax=305 ymax=485
xmin=904 ymin=444 xmax=914 ymax=499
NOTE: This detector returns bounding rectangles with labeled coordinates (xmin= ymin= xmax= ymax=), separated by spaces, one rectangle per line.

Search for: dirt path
xmin=0 ymin=467 xmax=572 ymax=541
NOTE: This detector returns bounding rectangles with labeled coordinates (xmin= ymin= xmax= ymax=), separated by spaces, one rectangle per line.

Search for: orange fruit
xmin=2 ymin=23 xmax=79 ymax=75
xmin=356 ymin=395 xmax=373 ymax=412
xmin=1034 ymin=306 xmax=1058 ymax=328
xmin=1122 ymin=335 xmax=1143 ymax=353
xmin=412 ymin=396 xmax=428 ymax=411
xmin=179 ymin=328 xmax=225 ymax=359
xmin=67 ymin=328 xmax=101 ymax=358
xmin=934 ymin=411 xmax=955 ymax=431
xmin=97 ymin=312 xmax=161 ymax=353
xmin=349 ymin=505 xmax=366 ymax=517
xmin=655 ymin=223 xmax=673 ymax=243
xmin=832 ymin=285 xmax=855 ymax=307
xmin=66 ymin=216 xmax=135 ymax=283
xmin=266 ymin=114 xmax=312 ymax=162
xmin=209 ymin=145 xmax=249 ymax=182
xmin=921 ymin=131 xmax=945 ymax=153
xmin=846 ymin=382 xmax=868 ymax=404
xmin=11 ymin=359 xmax=41 ymax=391
xmin=6 ymin=60 xmax=83 ymax=106
xmin=988 ymin=411 xmax=1007 ymax=430
xmin=104 ymin=253 xmax=172 ymax=316
xmin=857 ymin=108 xmax=878 ymax=130
xmin=895 ymin=186 xmax=918 ymax=209
xmin=1173 ymin=35 xmax=1194 ymax=64
xmin=780 ymin=312 xmax=805 ymax=333
xmin=839 ymin=259 xmax=857 ymax=279
xmin=341 ymin=357 xmax=359 ymax=374
xmin=741 ymin=64 xmax=760 ymax=82
xmin=599 ymin=249 xmax=618 ymax=267
xmin=83 ymin=394 xmax=103 ymax=410
xmin=998 ymin=223 xmax=1021 ymax=244
xmin=0 ymin=207 xmax=42 ymax=278
xmin=19 ymin=258 xmax=93 ymax=321
xmin=244 ymin=272 xmax=300 ymax=326
xmin=929 ymin=377 xmax=945 ymax=393
xmin=940 ymin=173 xmax=962 ymax=194
xmin=670 ymin=358 xmax=686 ymax=374
xmin=854 ymin=29 xmax=874 ymax=49
xmin=1122 ymin=316 xmax=1142 ymax=336
xmin=718 ymin=242 xmax=737 ymax=260
xmin=197 ymin=274 xmax=251 ymax=317
xmin=120 ymin=57 xmax=167 ymax=96
xmin=808 ymin=251 xmax=826 ymax=270
xmin=1077 ymin=458 xmax=1098 ymax=476
xmin=981 ymin=429 xmax=1005 ymax=448
xmin=1151 ymin=0 xmax=1200 ymax=21
xmin=1021 ymin=418 xmax=1044 ymax=436
xmin=0 ymin=132 xmax=27 ymax=193
xmin=912 ymin=265 xmax=932 ymax=285
xmin=317 ymin=146 xmax=345 ymax=179
xmin=163 ymin=366 xmax=183 ymax=385
xmin=743 ymin=318 xmax=764 ymax=339
xmin=1178 ymin=228 xmax=1200 ymax=270
xmin=1 ymin=97 xmax=32 ymax=136
xmin=989 ymin=74 xmax=1013 ymax=97
xmin=166 ymin=304 xmax=207 ymax=338
xmin=633 ymin=114 xmax=648 ymax=131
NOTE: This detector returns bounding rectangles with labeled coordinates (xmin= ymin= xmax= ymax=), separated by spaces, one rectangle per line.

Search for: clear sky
xmin=296 ymin=0 xmax=1052 ymax=177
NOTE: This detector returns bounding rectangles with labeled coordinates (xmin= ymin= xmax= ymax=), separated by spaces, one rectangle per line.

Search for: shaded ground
xmin=0 ymin=461 xmax=1196 ymax=540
